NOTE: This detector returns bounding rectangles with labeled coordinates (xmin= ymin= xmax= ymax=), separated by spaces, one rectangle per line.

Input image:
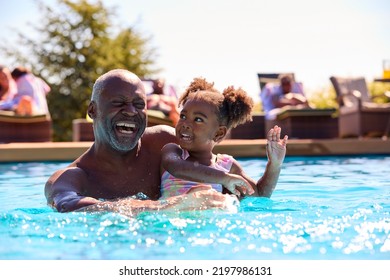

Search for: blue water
xmin=0 ymin=156 xmax=389 ymax=260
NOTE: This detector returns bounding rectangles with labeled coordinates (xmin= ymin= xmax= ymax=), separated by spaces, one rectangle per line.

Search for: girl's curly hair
xmin=178 ymin=77 xmax=253 ymax=129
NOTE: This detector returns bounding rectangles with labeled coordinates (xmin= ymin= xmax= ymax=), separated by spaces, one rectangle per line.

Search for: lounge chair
xmin=258 ymin=73 xmax=338 ymax=139
xmin=0 ymin=110 xmax=52 ymax=143
xmin=330 ymin=76 xmax=390 ymax=138
xmin=264 ymin=107 xmax=338 ymax=139
xmin=257 ymin=72 xmax=295 ymax=91
xmin=72 ymin=110 xmax=173 ymax=141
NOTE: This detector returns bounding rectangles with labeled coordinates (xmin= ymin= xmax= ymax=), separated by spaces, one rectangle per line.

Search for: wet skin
xmin=45 ymin=71 xmax=178 ymax=211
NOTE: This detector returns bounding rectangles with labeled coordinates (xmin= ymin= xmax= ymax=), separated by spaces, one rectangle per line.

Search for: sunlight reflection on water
xmin=0 ymin=156 xmax=389 ymax=259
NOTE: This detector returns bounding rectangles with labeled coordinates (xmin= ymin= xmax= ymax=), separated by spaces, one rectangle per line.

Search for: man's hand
xmin=80 ymin=186 xmax=237 ymax=217
xmin=166 ymin=185 xmax=228 ymax=211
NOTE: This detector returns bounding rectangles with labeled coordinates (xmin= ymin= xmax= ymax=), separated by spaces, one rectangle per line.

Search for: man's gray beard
xmin=109 ymin=133 xmax=139 ymax=153
xmin=101 ymin=119 xmax=145 ymax=153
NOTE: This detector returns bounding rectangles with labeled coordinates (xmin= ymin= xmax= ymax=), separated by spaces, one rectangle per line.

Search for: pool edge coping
xmin=1 ymin=138 xmax=390 ymax=162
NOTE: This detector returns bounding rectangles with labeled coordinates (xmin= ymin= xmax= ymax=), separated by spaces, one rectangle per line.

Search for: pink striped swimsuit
xmin=160 ymin=149 xmax=234 ymax=198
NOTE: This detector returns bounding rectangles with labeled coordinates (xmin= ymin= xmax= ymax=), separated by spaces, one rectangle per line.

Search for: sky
xmin=1 ymin=0 xmax=389 ymax=102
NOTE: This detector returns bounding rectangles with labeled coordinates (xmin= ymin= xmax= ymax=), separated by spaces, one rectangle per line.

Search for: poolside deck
xmin=0 ymin=138 xmax=389 ymax=162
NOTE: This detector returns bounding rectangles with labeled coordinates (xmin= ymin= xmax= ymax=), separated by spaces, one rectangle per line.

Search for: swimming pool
xmin=0 ymin=156 xmax=389 ymax=260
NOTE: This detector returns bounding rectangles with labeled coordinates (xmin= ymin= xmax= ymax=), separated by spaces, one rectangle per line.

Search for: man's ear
xmin=214 ymin=126 xmax=227 ymax=143
xmin=87 ymin=101 xmax=96 ymax=119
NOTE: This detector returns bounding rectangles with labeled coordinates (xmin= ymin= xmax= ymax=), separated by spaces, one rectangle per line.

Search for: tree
xmin=1 ymin=0 xmax=158 ymax=141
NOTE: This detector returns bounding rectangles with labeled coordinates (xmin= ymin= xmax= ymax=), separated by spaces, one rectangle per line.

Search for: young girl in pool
xmin=160 ymin=77 xmax=288 ymax=199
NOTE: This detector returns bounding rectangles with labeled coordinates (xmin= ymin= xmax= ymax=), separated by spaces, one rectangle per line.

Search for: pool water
xmin=0 ymin=156 xmax=389 ymax=260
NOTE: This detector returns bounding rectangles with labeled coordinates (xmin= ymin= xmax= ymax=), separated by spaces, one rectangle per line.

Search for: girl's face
xmin=176 ymin=99 xmax=224 ymax=153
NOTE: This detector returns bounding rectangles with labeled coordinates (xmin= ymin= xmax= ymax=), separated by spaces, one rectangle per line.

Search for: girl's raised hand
xmin=266 ymin=125 xmax=288 ymax=167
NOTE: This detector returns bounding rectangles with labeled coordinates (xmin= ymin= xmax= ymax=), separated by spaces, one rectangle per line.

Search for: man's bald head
xmin=91 ymin=69 xmax=144 ymax=102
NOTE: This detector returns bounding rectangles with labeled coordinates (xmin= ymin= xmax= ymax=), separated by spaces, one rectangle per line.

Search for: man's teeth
xmin=116 ymin=122 xmax=136 ymax=134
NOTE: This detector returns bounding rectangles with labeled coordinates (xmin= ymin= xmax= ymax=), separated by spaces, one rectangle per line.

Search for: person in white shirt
xmin=0 ymin=65 xmax=18 ymax=111
xmin=260 ymin=74 xmax=309 ymax=120
xmin=11 ymin=66 xmax=51 ymax=115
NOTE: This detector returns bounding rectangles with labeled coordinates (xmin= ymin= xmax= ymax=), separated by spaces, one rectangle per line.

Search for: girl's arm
xmin=259 ymin=125 xmax=288 ymax=197
xmin=161 ymin=125 xmax=287 ymax=198
xmin=230 ymin=159 xmax=281 ymax=197
xmin=161 ymin=143 xmax=253 ymax=196
xmin=230 ymin=125 xmax=287 ymax=197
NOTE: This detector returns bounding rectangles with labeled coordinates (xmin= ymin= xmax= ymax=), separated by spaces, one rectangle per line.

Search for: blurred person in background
xmin=0 ymin=65 xmax=18 ymax=111
xmin=11 ymin=66 xmax=51 ymax=116
xmin=260 ymin=73 xmax=309 ymax=120
xmin=144 ymin=78 xmax=179 ymax=125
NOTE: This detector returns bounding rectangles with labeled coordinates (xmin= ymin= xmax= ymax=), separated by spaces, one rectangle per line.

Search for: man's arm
xmin=45 ymin=167 xmax=230 ymax=215
xmin=80 ymin=185 xmax=229 ymax=217
xmin=45 ymin=167 xmax=98 ymax=212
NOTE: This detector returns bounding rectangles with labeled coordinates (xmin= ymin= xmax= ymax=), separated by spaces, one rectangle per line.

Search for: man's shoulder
xmin=143 ymin=125 xmax=178 ymax=144
xmin=47 ymin=162 xmax=85 ymax=181
xmin=48 ymin=147 xmax=94 ymax=181
xmin=45 ymin=163 xmax=87 ymax=198
xmin=144 ymin=125 xmax=175 ymax=136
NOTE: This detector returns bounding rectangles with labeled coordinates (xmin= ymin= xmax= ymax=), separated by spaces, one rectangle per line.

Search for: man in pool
xmin=45 ymin=69 xmax=287 ymax=215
